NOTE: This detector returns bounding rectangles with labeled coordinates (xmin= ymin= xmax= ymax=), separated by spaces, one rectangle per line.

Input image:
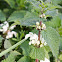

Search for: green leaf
xmin=16 ymin=0 xmax=26 ymax=7
xmin=57 ymin=26 xmax=62 ymax=36
xmin=2 ymin=54 xmax=15 ymax=62
xmin=21 ymin=41 xmax=31 ymax=56
xmin=0 ymin=36 xmax=3 ymax=42
xmin=0 ymin=10 xmax=6 ymax=21
xmin=0 ymin=39 xmax=26 ymax=57
xmin=44 ymin=46 xmax=51 ymax=52
xmin=46 ymin=16 xmax=61 ymax=28
xmin=59 ymin=54 xmax=62 ymax=60
xmin=0 ymin=36 xmax=3 ymax=48
xmin=42 ymin=27 xmax=60 ymax=58
xmin=44 ymin=49 xmax=49 ymax=59
xmin=8 ymin=10 xmax=26 ymax=22
xmin=19 ymin=12 xmax=43 ymax=26
xmin=2 ymin=51 xmax=20 ymax=62
xmin=59 ymin=37 xmax=62 ymax=50
xmin=10 ymin=51 xmax=21 ymax=56
xmin=45 ymin=9 xmax=58 ymax=17
xmin=17 ymin=56 xmax=31 ymax=62
xmin=4 ymin=40 xmax=12 ymax=49
xmin=51 ymin=0 xmax=62 ymax=5
xmin=5 ymin=0 xmax=15 ymax=8
xmin=30 ymin=46 xmax=45 ymax=60
xmin=47 ymin=4 xmax=62 ymax=10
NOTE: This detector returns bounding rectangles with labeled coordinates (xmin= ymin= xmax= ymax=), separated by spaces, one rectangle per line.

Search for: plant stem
xmin=0 ymin=39 xmax=26 ymax=57
xmin=36 ymin=59 xmax=39 ymax=62
xmin=35 ymin=21 xmax=42 ymax=62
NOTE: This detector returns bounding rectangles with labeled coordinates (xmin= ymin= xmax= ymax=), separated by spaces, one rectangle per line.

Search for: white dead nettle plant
xmin=25 ymin=32 xmax=47 ymax=47
xmin=40 ymin=57 xmax=50 ymax=62
xmin=0 ymin=21 xmax=17 ymax=39
xmin=25 ymin=22 xmax=47 ymax=47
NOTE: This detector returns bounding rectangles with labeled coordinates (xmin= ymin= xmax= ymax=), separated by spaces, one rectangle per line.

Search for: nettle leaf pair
xmin=20 ymin=21 xmax=59 ymax=61
xmin=19 ymin=26 xmax=59 ymax=62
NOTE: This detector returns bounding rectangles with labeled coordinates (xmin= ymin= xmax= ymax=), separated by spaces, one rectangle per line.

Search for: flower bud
xmin=36 ymin=22 xmax=39 ymax=25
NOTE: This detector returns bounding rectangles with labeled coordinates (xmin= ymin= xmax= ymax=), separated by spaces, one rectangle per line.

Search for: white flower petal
xmin=29 ymin=32 xmax=33 ymax=37
xmin=40 ymin=44 xmax=43 ymax=47
xmin=3 ymin=26 xmax=8 ymax=33
xmin=10 ymin=25 xmax=16 ymax=30
xmin=40 ymin=58 xmax=50 ymax=62
xmin=4 ymin=21 xmax=9 ymax=28
xmin=39 ymin=15 xmax=43 ymax=18
xmin=36 ymin=40 xmax=40 ymax=45
xmin=44 ymin=42 xmax=47 ymax=45
xmin=43 ymin=13 xmax=45 ymax=17
xmin=31 ymin=40 xmax=36 ymax=44
xmin=36 ymin=22 xmax=39 ymax=25
xmin=6 ymin=31 xmax=13 ymax=39
xmin=42 ymin=23 xmax=46 ymax=29
xmin=29 ymin=41 xmax=32 ymax=45
xmin=30 ymin=34 xmax=38 ymax=40
xmin=2 ymin=21 xmax=9 ymax=33
xmin=12 ymin=31 xmax=17 ymax=37
xmin=25 ymin=34 xmax=30 ymax=39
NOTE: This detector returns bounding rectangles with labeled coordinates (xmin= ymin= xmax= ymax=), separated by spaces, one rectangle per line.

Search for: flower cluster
xmin=39 ymin=13 xmax=46 ymax=19
xmin=25 ymin=32 xmax=47 ymax=47
xmin=0 ymin=21 xmax=17 ymax=39
xmin=36 ymin=22 xmax=46 ymax=30
xmin=40 ymin=57 xmax=50 ymax=62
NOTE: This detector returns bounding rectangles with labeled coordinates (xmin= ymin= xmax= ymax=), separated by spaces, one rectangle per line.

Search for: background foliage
xmin=0 ymin=0 xmax=62 ymax=62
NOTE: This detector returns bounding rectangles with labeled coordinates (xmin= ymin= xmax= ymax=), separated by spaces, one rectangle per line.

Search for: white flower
xmin=40 ymin=58 xmax=50 ymax=62
xmin=40 ymin=37 xmax=47 ymax=47
xmin=38 ymin=26 xmax=41 ymax=29
xmin=40 ymin=44 xmax=43 ymax=47
xmin=39 ymin=13 xmax=46 ymax=19
xmin=44 ymin=42 xmax=47 ymax=45
xmin=0 ymin=21 xmax=17 ymax=39
xmin=25 ymin=32 xmax=40 ymax=46
xmin=6 ymin=31 xmax=17 ymax=39
xmin=4 ymin=21 xmax=9 ymax=28
xmin=25 ymin=32 xmax=38 ymax=40
xmin=25 ymin=34 xmax=30 ymax=39
xmin=6 ymin=31 xmax=13 ymax=39
xmin=3 ymin=21 xmax=9 ymax=33
xmin=25 ymin=32 xmax=47 ymax=47
xmin=41 ymin=38 xmax=45 ymax=44
xmin=0 ymin=21 xmax=9 ymax=33
xmin=30 ymin=34 xmax=38 ymax=40
xmin=42 ymin=13 xmax=45 ymax=17
xmin=0 ymin=21 xmax=16 ymax=34
xmin=3 ymin=25 xmax=8 ymax=33
xmin=25 ymin=32 xmax=33 ymax=39
xmin=25 ymin=32 xmax=39 ymax=45
xmin=29 ymin=41 xmax=32 ymax=45
xmin=12 ymin=31 xmax=17 ymax=37
xmin=36 ymin=40 xmax=40 ymax=45
xmin=31 ymin=40 xmax=36 ymax=45
xmin=10 ymin=25 xmax=16 ymax=30
xmin=42 ymin=23 xmax=46 ymax=30
xmin=39 ymin=15 xmax=43 ymax=18
xmin=36 ymin=22 xmax=46 ymax=30
xmin=36 ymin=22 xmax=39 ymax=25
